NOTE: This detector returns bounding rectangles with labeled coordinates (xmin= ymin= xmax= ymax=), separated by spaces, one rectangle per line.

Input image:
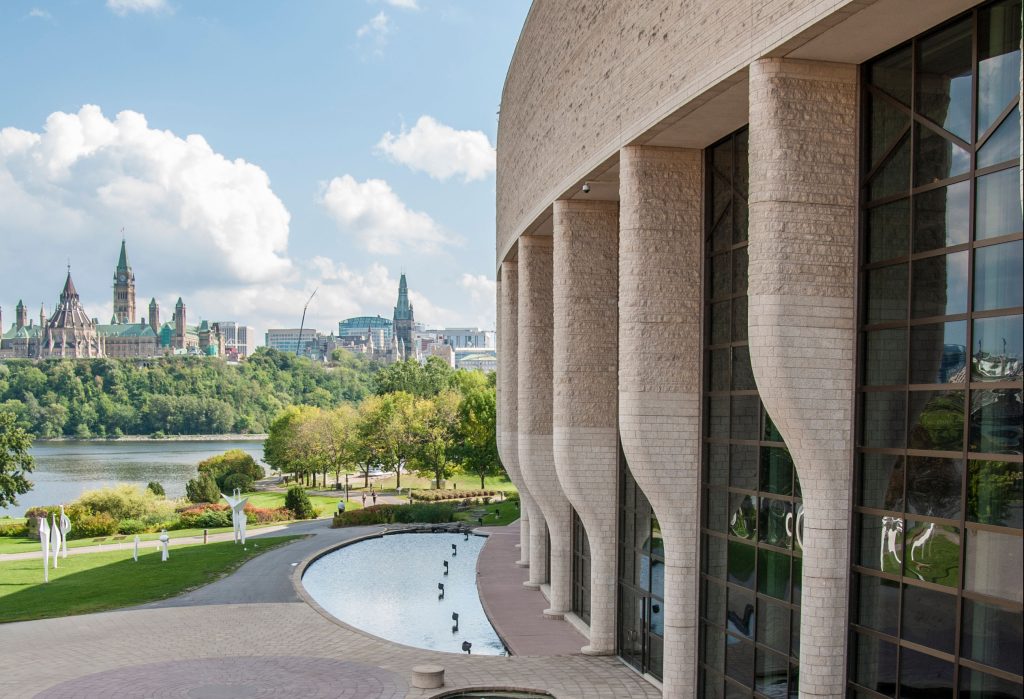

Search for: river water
xmin=1 ymin=440 xmax=265 ymax=518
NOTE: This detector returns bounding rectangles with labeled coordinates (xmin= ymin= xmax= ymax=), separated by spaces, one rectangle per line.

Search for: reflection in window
xmin=857 ymin=6 xmax=1024 ymax=694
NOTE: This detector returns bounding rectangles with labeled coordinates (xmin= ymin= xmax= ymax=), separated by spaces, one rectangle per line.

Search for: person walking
xmin=361 ymin=492 xmax=366 ymax=506
xmin=372 ymin=491 xmax=377 ymax=505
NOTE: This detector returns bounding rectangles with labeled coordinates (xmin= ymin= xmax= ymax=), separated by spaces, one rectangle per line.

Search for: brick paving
xmin=0 ymin=519 xmax=660 ymax=699
xmin=476 ymin=522 xmax=587 ymax=656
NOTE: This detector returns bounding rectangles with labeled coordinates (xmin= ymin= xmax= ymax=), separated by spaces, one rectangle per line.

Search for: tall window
xmin=699 ymin=128 xmax=804 ymax=698
xmin=853 ymin=2 xmax=1023 ymax=697
xmin=572 ymin=508 xmax=592 ymax=625
xmin=618 ymin=445 xmax=664 ymax=679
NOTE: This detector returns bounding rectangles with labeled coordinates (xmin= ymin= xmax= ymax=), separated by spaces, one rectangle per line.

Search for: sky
xmin=0 ymin=0 xmax=530 ymax=342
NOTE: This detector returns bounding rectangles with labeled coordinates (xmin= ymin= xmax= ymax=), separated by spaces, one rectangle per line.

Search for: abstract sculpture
xmin=159 ymin=530 xmax=169 ymax=561
xmin=50 ymin=513 xmax=61 ymax=569
xmin=59 ymin=505 xmax=71 ymax=558
xmin=38 ymin=516 xmax=50 ymax=583
xmin=133 ymin=534 xmax=140 ymax=562
xmin=221 ymin=489 xmax=249 ymax=546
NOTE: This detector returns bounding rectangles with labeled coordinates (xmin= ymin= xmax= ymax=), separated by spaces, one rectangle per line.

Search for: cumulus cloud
xmin=383 ymin=0 xmax=419 ymax=9
xmin=320 ymin=174 xmax=456 ymax=255
xmin=376 ymin=116 xmax=495 ymax=182
xmin=106 ymin=0 xmax=170 ymax=16
xmin=356 ymin=11 xmax=390 ymax=39
xmin=27 ymin=8 xmax=52 ymax=19
xmin=0 ymin=105 xmax=292 ymax=287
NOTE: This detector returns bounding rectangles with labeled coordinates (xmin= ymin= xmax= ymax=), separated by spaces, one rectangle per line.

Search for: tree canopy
xmin=0 ymin=409 xmax=34 ymax=508
xmin=0 ymin=348 xmax=376 ymax=438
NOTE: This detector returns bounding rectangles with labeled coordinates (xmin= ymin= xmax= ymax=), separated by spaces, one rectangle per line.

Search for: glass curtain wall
xmin=572 ymin=508 xmax=592 ymax=625
xmin=699 ymin=128 xmax=804 ymax=698
xmin=852 ymin=2 xmax=1023 ymax=697
xmin=617 ymin=444 xmax=665 ymax=679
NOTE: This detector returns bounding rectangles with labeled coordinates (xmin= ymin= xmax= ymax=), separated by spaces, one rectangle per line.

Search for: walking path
xmin=477 ymin=521 xmax=588 ymax=656
xmin=1 ymin=518 xmax=659 ymax=698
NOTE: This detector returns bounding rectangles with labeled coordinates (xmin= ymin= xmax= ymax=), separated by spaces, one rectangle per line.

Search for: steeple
xmin=39 ymin=303 xmax=46 ymax=328
xmin=15 ymin=299 xmax=27 ymax=329
xmin=112 ymin=238 xmax=136 ymax=324
xmin=392 ymin=273 xmax=415 ymax=359
xmin=148 ymin=297 xmax=159 ymax=333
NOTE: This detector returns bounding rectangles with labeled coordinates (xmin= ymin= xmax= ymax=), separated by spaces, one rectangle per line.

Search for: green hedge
xmin=332 ymin=503 xmax=456 ymax=528
xmin=411 ymin=489 xmax=502 ymax=502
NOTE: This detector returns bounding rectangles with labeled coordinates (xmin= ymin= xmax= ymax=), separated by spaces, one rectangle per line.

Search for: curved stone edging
xmin=427 ymin=686 xmax=555 ymax=699
xmin=292 ymin=527 xmax=495 ymax=658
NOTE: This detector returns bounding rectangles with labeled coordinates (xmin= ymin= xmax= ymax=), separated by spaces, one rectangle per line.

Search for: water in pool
xmin=302 ymin=532 xmax=507 ymax=656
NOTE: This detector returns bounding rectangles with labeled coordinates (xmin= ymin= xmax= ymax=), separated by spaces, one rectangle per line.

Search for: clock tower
xmin=112 ymin=239 xmax=136 ymax=324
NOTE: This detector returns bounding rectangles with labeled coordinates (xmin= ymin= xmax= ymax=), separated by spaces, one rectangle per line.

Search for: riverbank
xmin=36 ymin=434 xmax=268 ymax=443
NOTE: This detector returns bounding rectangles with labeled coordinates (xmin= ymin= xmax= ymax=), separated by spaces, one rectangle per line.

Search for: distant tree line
xmin=264 ymin=356 xmax=500 ymax=489
xmin=0 ymin=348 xmax=377 ymax=438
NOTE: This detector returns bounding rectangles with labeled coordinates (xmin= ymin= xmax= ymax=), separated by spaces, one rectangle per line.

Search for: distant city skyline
xmin=0 ymin=1 xmax=528 ymax=340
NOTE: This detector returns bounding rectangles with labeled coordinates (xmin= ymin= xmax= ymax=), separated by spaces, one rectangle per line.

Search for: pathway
xmin=1 ymin=518 xmax=660 ymax=699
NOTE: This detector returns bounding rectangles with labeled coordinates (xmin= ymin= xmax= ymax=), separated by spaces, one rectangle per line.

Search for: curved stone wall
xmin=618 ymin=145 xmax=703 ymax=696
xmin=747 ymin=57 xmax=858 ymax=698
xmin=551 ymin=199 xmax=619 ymax=654
xmin=497 ymin=0 xmax=855 ymax=263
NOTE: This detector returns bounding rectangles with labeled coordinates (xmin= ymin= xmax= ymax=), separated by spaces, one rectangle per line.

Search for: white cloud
xmin=356 ymin=11 xmax=390 ymax=39
xmin=0 ymin=105 xmax=292 ymax=287
xmin=320 ymin=174 xmax=456 ymax=255
xmin=383 ymin=0 xmax=419 ymax=9
xmin=106 ymin=0 xmax=170 ymax=16
xmin=458 ymin=273 xmax=496 ymax=329
xmin=27 ymin=8 xmax=52 ymax=20
xmin=376 ymin=115 xmax=495 ymax=182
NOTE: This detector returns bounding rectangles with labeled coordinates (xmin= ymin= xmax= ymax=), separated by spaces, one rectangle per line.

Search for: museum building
xmin=495 ymin=1 xmax=1022 ymax=697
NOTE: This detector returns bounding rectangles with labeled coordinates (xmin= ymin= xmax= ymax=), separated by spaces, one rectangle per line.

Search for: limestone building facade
xmin=496 ymin=2 xmax=1022 ymax=697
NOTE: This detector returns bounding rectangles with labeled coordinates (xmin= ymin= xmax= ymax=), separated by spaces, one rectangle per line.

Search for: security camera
xmin=582 ymin=182 xmax=591 ymax=194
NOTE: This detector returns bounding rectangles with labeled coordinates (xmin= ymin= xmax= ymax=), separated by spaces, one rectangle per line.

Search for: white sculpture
xmin=38 ymin=516 xmax=50 ymax=583
xmin=159 ymin=530 xmax=169 ymax=562
xmin=50 ymin=513 xmax=61 ymax=570
xmin=59 ymin=505 xmax=71 ymax=558
xmin=221 ymin=489 xmax=249 ymax=546
xmin=133 ymin=534 xmax=140 ymax=562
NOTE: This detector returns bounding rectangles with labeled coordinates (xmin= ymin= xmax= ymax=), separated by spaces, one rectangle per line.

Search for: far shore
xmin=35 ymin=434 xmax=268 ymax=443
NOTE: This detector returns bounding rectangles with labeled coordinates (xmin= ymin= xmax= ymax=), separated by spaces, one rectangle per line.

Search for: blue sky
xmin=0 ymin=0 xmax=529 ymax=340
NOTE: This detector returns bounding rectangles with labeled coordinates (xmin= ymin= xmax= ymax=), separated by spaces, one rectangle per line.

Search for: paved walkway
xmin=0 ymin=519 xmax=660 ymax=699
xmin=477 ymin=522 xmax=588 ymax=656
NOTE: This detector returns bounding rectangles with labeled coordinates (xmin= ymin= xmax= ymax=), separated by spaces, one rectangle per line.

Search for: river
xmin=1 ymin=439 xmax=266 ymax=518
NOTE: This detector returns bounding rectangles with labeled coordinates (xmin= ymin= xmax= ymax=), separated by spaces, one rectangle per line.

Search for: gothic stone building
xmin=496 ymin=2 xmax=1022 ymax=697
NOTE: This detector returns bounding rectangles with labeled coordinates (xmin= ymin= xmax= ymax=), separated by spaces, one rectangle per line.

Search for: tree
xmin=284 ymin=485 xmax=316 ymax=519
xmin=453 ymin=382 xmax=500 ymax=488
xmin=411 ymin=390 xmax=462 ymax=489
xmin=0 ymin=409 xmax=34 ymax=509
xmin=371 ymin=356 xmax=454 ymax=397
xmin=185 ymin=472 xmax=221 ymax=503
xmin=146 ymin=481 xmax=165 ymax=496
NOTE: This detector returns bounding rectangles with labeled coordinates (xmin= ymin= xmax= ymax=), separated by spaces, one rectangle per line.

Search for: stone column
xmin=619 ymin=146 xmax=703 ymax=696
xmin=518 ymin=234 xmax=570 ymax=612
xmin=747 ymin=57 xmax=858 ymax=699
xmin=497 ymin=261 xmax=532 ymax=566
xmin=552 ymin=199 xmax=619 ymax=654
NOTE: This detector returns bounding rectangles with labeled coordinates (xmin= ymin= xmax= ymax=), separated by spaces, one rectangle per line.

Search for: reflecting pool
xmin=302 ymin=532 xmax=507 ymax=655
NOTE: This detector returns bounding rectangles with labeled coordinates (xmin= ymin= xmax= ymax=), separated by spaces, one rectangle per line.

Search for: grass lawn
xmin=0 ymin=535 xmax=300 ymax=623
xmin=349 ymin=473 xmax=518 ymax=493
xmin=0 ymin=523 xmax=288 ymax=555
xmin=243 ymin=491 xmax=359 ymax=516
xmin=454 ymin=499 xmax=521 ymax=527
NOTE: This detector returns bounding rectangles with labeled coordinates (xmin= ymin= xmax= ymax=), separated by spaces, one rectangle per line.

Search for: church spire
xmin=117 ymin=238 xmax=130 ymax=271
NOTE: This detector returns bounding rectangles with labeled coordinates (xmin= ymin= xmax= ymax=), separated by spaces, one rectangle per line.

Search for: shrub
xmin=175 ymin=503 xmax=230 ymax=529
xmin=117 ymin=518 xmax=146 ymax=535
xmin=0 ymin=520 xmax=27 ymax=537
xmin=78 ymin=484 xmax=174 ymax=522
xmin=332 ymin=503 xmax=455 ymax=527
xmin=146 ymin=481 xmax=165 ymax=496
xmin=185 ymin=473 xmax=221 ymax=503
xmin=222 ymin=473 xmax=254 ymax=494
xmin=243 ymin=505 xmax=292 ymax=525
xmin=195 ymin=509 xmax=233 ymax=528
xmin=73 ymin=512 xmax=118 ymax=539
xmin=284 ymin=485 xmax=316 ymax=519
xmin=198 ymin=449 xmax=265 ymax=489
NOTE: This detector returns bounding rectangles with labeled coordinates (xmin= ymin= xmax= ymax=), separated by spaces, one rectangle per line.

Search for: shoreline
xmin=35 ymin=434 xmax=268 ymax=443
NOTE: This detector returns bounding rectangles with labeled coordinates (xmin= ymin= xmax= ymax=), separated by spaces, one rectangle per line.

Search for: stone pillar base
xmin=542 ymin=608 xmax=566 ymax=619
xmin=581 ymin=645 xmax=615 ymax=656
xmin=523 ymin=580 xmax=541 ymax=590
xmin=515 ymin=560 xmax=529 ymax=567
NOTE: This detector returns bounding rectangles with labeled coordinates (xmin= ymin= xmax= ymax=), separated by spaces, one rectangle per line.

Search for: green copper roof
xmin=96 ymin=323 xmax=157 ymax=338
xmin=117 ymin=239 xmax=130 ymax=271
